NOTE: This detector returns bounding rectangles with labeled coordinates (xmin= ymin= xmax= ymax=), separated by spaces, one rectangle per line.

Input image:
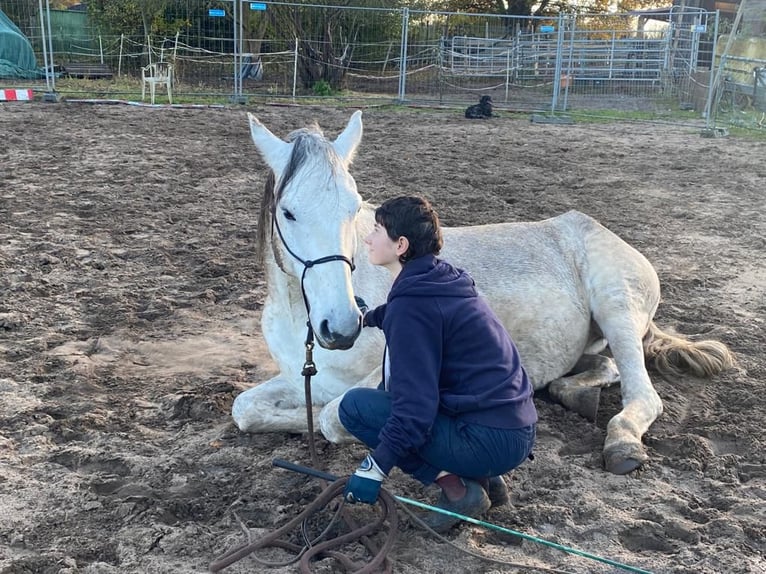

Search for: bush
xmin=312 ymin=80 xmax=333 ymax=96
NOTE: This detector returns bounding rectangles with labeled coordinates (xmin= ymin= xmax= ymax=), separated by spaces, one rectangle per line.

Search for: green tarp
xmin=0 ymin=9 xmax=39 ymax=79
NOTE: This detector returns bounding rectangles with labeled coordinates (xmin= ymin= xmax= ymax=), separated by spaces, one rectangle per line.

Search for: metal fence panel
xmin=0 ymin=0 xmax=728 ymax=125
xmin=708 ymin=0 xmax=766 ymax=130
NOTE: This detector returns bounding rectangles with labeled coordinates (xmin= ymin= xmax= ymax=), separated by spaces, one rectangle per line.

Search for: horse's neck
xmin=353 ymin=203 xmax=375 ymax=259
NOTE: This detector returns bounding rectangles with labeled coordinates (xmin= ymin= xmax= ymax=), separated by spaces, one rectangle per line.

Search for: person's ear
xmin=395 ymin=236 xmax=409 ymax=258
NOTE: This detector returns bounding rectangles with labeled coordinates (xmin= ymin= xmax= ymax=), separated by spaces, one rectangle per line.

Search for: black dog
xmin=465 ymin=95 xmax=493 ymax=119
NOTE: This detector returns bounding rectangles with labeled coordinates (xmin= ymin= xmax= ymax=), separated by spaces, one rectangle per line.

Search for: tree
xmin=441 ymin=0 xmax=662 ymax=17
xmin=442 ymin=0 xmax=556 ymax=17
xmin=264 ymin=1 xmax=405 ymax=90
xmin=87 ymin=0 xmax=190 ymax=40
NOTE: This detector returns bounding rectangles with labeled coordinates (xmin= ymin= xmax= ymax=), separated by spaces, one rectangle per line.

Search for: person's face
xmin=365 ymin=222 xmax=408 ymax=271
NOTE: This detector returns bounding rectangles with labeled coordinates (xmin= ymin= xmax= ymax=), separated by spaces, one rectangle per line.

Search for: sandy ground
xmin=0 ymin=102 xmax=764 ymax=574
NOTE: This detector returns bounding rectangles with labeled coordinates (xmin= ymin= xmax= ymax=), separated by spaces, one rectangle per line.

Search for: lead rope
xmin=209 ymin=322 xmax=396 ymax=573
xmin=302 ymin=321 xmax=396 ymax=573
xmin=301 ymin=324 xmax=319 ymax=467
xmin=210 ymin=214 xmax=396 ymax=573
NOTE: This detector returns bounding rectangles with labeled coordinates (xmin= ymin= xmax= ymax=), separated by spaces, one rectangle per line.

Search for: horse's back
xmin=441 ymin=211 xmax=597 ymax=386
xmin=442 ymin=210 xmax=655 ymax=302
xmin=440 ymin=210 xmax=659 ymax=387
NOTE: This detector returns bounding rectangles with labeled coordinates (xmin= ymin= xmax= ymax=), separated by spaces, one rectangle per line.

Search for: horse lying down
xmin=232 ymin=110 xmax=734 ymax=475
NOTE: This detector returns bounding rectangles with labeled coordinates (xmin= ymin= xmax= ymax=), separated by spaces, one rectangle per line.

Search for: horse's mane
xmin=255 ymin=125 xmax=344 ymax=267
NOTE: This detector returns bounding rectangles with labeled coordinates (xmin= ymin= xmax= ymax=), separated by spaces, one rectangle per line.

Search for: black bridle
xmin=272 ymin=212 xmax=356 ymax=325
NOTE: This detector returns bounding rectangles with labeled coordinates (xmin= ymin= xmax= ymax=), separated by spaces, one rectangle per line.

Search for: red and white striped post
xmin=0 ymin=89 xmax=34 ymax=101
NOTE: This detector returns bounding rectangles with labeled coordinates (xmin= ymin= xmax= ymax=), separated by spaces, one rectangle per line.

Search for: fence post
xmin=37 ymin=0 xmax=51 ymax=92
xmin=292 ymin=38 xmax=298 ymax=102
xmin=504 ymin=43 xmax=511 ymax=102
xmin=551 ymin=13 xmax=566 ymax=114
xmin=232 ymin=0 xmax=239 ymax=98
xmin=562 ymin=14 xmax=577 ymax=113
xmin=118 ymin=34 xmax=124 ymax=77
xmin=704 ymin=11 xmax=720 ymax=125
xmin=45 ymin=0 xmax=55 ymax=91
xmin=398 ymin=7 xmax=409 ymax=103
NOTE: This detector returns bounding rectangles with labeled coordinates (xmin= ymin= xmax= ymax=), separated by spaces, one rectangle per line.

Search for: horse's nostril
xmin=319 ymin=319 xmax=331 ymax=340
xmin=316 ymin=319 xmax=360 ymax=350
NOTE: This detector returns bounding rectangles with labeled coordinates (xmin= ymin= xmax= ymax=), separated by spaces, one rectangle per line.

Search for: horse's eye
xmin=282 ymin=209 xmax=296 ymax=221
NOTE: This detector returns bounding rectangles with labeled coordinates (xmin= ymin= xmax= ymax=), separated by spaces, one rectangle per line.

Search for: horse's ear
xmin=333 ymin=110 xmax=363 ymax=165
xmin=248 ymin=112 xmax=291 ymax=176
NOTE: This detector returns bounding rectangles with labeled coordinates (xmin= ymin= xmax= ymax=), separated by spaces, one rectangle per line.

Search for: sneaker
xmin=421 ymin=479 xmax=491 ymax=533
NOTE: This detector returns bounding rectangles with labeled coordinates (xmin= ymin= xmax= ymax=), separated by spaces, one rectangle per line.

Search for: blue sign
xmin=540 ymin=25 xmax=555 ymax=33
xmin=208 ymin=8 xmax=225 ymax=17
xmin=250 ymin=2 xmax=267 ymax=9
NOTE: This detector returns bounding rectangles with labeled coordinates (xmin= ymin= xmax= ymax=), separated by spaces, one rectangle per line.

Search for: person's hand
xmin=344 ymin=454 xmax=386 ymax=504
xmin=354 ymin=295 xmax=368 ymax=315
xmin=354 ymin=296 xmax=369 ymax=326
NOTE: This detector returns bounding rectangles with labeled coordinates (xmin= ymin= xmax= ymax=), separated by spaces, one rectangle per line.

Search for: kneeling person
xmin=340 ymin=196 xmax=537 ymax=532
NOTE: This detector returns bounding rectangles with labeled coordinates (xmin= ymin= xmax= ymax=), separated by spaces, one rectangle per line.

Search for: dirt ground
xmin=0 ymin=102 xmax=764 ymax=574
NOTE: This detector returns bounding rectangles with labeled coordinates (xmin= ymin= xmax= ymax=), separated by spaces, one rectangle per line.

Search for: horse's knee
xmin=231 ymin=387 xmax=261 ymax=432
xmin=230 ymin=379 xmax=307 ymax=433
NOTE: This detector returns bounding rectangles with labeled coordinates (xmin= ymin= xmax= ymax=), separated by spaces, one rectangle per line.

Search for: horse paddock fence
xmin=1 ymin=1 xmax=764 ymax=131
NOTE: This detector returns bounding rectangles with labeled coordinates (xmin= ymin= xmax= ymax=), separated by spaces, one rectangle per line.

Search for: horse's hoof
xmin=603 ymin=446 xmax=647 ymax=475
xmin=605 ymin=458 xmax=643 ymax=475
xmin=555 ymin=385 xmax=601 ymax=422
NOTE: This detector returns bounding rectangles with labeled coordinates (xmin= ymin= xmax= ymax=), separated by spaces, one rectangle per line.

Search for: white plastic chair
xmin=141 ymin=62 xmax=173 ymax=104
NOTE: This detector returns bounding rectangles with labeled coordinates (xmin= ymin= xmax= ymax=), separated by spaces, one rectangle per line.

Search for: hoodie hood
xmin=389 ymin=254 xmax=477 ymax=300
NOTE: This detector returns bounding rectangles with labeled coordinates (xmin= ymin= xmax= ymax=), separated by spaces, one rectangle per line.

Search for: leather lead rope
xmin=301 ymin=323 xmax=320 ymax=468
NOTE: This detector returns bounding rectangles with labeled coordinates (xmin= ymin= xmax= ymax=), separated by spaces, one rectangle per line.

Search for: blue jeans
xmin=338 ymin=387 xmax=536 ymax=485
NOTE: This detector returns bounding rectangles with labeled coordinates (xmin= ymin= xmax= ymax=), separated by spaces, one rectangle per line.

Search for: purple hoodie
xmin=364 ymin=254 xmax=537 ymax=475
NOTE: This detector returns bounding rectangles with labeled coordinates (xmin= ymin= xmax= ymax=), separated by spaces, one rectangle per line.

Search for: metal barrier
xmin=0 ymin=0 xmax=725 ymax=121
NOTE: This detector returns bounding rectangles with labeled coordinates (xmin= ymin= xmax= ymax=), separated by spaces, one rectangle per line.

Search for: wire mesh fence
xmin=708 ymin=0 xmax=766 ymax=131
xmin=2 ymin=0 xmax=763 ymax=131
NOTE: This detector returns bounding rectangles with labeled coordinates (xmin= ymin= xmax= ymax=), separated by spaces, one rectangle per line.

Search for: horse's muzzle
xmin=316 ymin=319 xmax=362 ymax=350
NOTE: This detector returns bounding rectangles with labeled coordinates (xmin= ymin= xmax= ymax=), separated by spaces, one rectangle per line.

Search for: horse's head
xmin=248 ymin=111 xmax=364 ymax=350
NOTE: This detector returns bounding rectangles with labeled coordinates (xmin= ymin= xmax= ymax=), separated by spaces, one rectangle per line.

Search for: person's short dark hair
xmin=375 ymin=196 xmax=443 ymax=263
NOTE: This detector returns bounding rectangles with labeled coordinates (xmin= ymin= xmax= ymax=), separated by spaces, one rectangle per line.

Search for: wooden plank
xmin=63 ymin=63 xmax=114 ymax=79
xmin=714 ymin=1 xmax=739 ymax=13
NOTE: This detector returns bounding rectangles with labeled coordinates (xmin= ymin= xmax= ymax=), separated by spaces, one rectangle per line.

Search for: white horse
xmin=232 ymin=111 xmax=734 ymax=475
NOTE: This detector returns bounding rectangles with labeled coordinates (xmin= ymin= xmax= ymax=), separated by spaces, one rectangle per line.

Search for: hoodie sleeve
xmin=363 ymin=303 xmax=387 ymax=329
xmin=372 ymin=296 xmax=443 ymax=475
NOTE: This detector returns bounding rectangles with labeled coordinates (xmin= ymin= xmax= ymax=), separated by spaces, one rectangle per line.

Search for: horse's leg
xmin=547 ymin=353 xmax=620 ymax=422
xmin=318 ymin=396 xmax=355 ymax=443
xmin=583 ymin=223 xmax=663 ymax=475
xmin=589 ymin=286 xmax=662 ymax=474
xmin=231 ymin=375 xmax=316 ymax=433
xmin=597 ymin=318 xmax=663 ymax=475
xmin=318 ymin=368 xmax=382 ymax=443
xmin=232 ymin=363 xmax=376 ymax=435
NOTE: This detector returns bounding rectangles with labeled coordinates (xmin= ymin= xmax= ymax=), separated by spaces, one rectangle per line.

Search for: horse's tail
xmin=643 ymin=321 xmax=735 ymax=378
